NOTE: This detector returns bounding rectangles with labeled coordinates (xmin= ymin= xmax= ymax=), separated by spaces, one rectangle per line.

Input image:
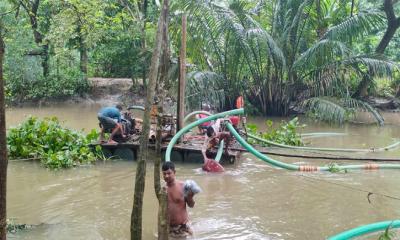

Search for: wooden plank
xmin=90 ymin=141 xmax=241 ymax=163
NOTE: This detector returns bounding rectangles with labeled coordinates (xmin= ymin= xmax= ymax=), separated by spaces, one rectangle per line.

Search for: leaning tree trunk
xmin=354 ymin=0 xmax=400 ymax=98
xmin=130 ymin=0 xmax=168 ymax=239
xmin=0 ymin=21 xmax=8 ymax=240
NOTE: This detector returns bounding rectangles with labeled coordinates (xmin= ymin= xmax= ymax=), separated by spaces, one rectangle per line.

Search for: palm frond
xmin=301 ymin=55 xmax=398 ymax=88
xmin=294 ymin=39 xmax=352 ymax=70
xmin=322 ymin=10 xmax=386 ymax=42
xmin=245 ymin=28 xmax=286 ymax=67
xmin=186 ymin=71 xmax=226 ymax=111
xmin=341 ymin=98 xmax=384 ymax=126
xmin=303 ymin=97 xmax=385 ymax=125
xmin=342 ymin=56 xmax=399 ymax=77
xmin=302 ymin=97 xmax=348 ymax=125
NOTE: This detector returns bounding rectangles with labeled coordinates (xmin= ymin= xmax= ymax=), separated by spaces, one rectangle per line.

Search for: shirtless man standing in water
xmin=162 ymin=162 xmax=195 ymax=238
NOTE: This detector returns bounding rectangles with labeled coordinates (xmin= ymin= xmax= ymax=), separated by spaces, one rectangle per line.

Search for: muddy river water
xmin=5 ymin=104 xmax=400 ymax=239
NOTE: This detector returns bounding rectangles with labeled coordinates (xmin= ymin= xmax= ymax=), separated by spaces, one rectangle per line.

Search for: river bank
xmin=7 ymin=77 xmax=400 ymax=125
xmin=7 ymin=78 xmax=145 ymax=108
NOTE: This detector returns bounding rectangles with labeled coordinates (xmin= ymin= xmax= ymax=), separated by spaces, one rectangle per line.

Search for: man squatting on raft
xmin=97 ymin=104 xmax=125 ymax=144
xmin=162 ymin=162 xmax=197 ymax=238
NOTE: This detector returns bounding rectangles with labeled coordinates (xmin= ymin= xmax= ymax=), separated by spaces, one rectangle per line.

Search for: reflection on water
xmin=6 ymin=104 xmax=400 ymax=239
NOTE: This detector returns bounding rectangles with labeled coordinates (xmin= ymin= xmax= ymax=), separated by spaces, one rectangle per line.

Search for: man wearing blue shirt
xmin=98 ymin=104 xmax=125 ymax=144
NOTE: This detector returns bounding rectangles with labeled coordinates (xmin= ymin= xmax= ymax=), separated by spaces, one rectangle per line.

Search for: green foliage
xmin=327 ymin=162 xmax=347 ymax=173
xmin=6 ymin=68 xmax=89 ymax=102
xmin=246 ymin=117 xmax=304 ymax=146
xmin=7 ymin=219 xmax=31 ymax=233
xmin=303 ymin=97 xmax=384 ymax=126
xmin=378 ymin=223 xmax=396 ymax=240
xmin=374 ymin=77 xmax=395 ymax=97
xmin=7 ymin=117 xmax=101 ymax=169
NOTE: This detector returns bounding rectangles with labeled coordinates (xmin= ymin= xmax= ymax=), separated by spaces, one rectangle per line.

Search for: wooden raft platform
xmin=90 ymin=141 xmax=241 ymax=164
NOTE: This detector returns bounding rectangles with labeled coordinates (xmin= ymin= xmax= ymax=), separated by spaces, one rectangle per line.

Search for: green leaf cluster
xmin=7 ymin=117 xmax=101 ymax=169
xmin=6 ymin=219 xmax=31 ymax=233
xmin=246 ymin=117 xmax=304 ymax=146
xmin=327 ymin=162 xmax=347 ymax=173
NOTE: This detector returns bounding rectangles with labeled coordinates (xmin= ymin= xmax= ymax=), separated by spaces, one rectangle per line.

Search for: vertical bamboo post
xmin=0 ymin=20 xmax=7 ymax=240
xmin=177 ymin=14 xmax=187 ymax=132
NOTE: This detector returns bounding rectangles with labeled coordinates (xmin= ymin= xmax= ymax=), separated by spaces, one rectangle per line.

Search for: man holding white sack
xmin=162 ymin=161 xmax=201 ymax=238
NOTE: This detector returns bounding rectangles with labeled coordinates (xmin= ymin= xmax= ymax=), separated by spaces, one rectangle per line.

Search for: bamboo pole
xmin=0 ymin=20 xmax=7 ymax=240
xmin=177 ymin=14 xmax=187 ymax=132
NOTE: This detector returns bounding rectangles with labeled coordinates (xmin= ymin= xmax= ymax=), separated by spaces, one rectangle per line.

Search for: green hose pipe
xmin=301 ymin=132 xmax=347 ymax=139
xmin=165 ymin=109 xmax=244 ymax=162
xmin=301 ymin=132 xmax=346 ymax=137
xmin=227 ymin=123 xmax=400 ymax=171
xmin=127 ymin=105 xmax=145 ymax=111
xmin=246 ymin=132 xmax=400 ymax=153
xmin=226 ymin=123 xmax=299 ymax=170
xmin=215 ymin=140 xmax=224 ymax=163
xmin=328 ymin=220 xmax=400 ymax=240
xmin=183 ymin=111 xmax=211 ymax=125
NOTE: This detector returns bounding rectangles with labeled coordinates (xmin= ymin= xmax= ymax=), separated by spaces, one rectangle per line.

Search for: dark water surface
xmin=6 ymin=105 xmax=400 ymax=239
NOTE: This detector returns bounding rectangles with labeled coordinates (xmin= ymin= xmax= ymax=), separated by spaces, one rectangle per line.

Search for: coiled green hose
xmin=328 ymin=220 xmax=400 ymax=240
xmin=183 ymin=110 xmax=211 ymax=125
xmin=165 ymin=109 xmax=243 ymax=162
xmin=127 ymin=105 xmax=145 ymax=111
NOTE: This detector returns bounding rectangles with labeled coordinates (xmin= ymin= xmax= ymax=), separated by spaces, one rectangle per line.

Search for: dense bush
xmin=246 ymin=118 xmax=304 ymax=146
xmin=7 ymin=117 xmax=101 ymax=169
xmin=5 ymin=51 xmax=90 ymax=102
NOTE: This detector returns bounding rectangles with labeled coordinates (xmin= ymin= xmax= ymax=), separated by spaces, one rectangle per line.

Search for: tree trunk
xmin=154 ymin=4 xmax=170 ymax=237
xmin=350 ymin=0 xmax=355 ymax=17
xmin=177 ymin=14 xmax=187 ymax=132
xmin=157 ymin=189 xmax=169 ymax=240
xmin=354 ymin=0 xmax=399 ymax=97
xmin=315 ymin=0 xmax=324 ymax=38
xmin=0 ymin=22 xmax=8 ymax=240
xmin=141 ymin=0 xmax=148 ymax=90
xmin=41 ymin=44 xmax=49 ymax=77
xmin=130 ymin=0 xmax=169 ymax=239
xmin=77 ymin=26 xmax=88 ymax=76
xmin=353 ymin=74 xmax=370 ymax=98
xmin=375 ymin=0 xmax=400 ymax=54
xmin=79 ymin=44 xmax=88 ymax=76
xmin=22 ymin=0 xmax=50 ymax=78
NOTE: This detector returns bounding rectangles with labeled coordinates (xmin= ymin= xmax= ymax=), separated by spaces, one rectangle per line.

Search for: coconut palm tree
xmin=171 ymin=0 xmax=398 ymax=124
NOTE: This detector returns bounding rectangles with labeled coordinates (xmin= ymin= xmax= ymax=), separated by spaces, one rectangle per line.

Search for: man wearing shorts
xmin=98 ymin=104 xmax=125 ymax=144
xmin=162 ymin=162 xmax=196 ymax=238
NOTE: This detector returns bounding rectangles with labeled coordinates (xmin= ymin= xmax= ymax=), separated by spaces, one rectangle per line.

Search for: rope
xmin=298 ymin=174 xmax=400 ymax=202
